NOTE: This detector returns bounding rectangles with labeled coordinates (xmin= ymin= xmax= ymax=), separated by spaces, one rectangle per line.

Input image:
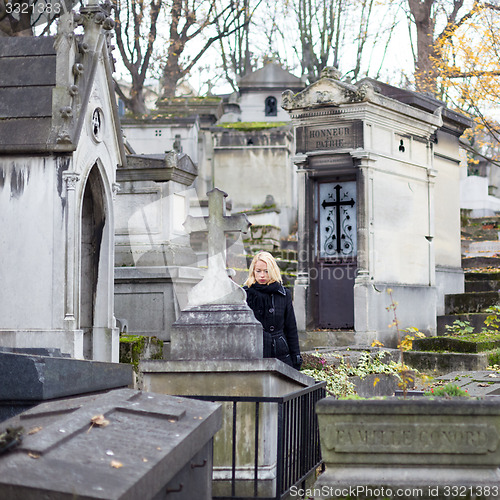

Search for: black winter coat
xmin=244 ymin=282 xmax=302 ymax=369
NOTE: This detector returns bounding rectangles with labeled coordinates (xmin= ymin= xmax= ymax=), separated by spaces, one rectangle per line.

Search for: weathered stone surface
xmin=436 ymin=370 xmax=500 ymax=397
xmin=170 ymin=304 xmax=263 ymax=360
xmin=0 ymin=351 xmax=133 ymax=422
xmin=139 ymin=358 xmax=318 ymax=498
xmin=118 ymin=152 xmax=197 ymax=184
xmin=404 ymin=350 xmax=489 ymax=374
xmin=0 ymin=388 xmax=222 ymax=500
xmin=0 ymin=352 xmax=133 ymax=401
xmin=445 ymin=290 xmax=500 ymax=314
xmin=183 ymin=188 xmax=250 ymax=306
xmin=314 ymin=397 xmax=500 ymax=499
xmin=281 ymin=73 xmax=375 ymax=111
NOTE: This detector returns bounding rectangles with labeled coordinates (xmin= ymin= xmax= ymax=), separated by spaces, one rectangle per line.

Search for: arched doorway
xmin=80 ymin=165 xmax=106 ymax=359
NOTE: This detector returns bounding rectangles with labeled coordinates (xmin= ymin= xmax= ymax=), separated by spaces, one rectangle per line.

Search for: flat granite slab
xmin=435 ymin=370 xmax=500 ymax=397
xmin=0 ymin=350 xmax=134 ymax=422
xmin=0 ymin=351 xmax=134 ymax=401
xmin=0 ymin=388 xmax=222 ymax=499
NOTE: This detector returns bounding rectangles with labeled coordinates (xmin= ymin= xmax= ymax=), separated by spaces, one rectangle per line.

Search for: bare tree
xmin=159 ymin=0 xmax=249 ymax=98
xmin=214 ymin=0 xmax=264 ymax=92
xmin=251 ymin=0 xmax=401 ymax=85
xmin=113 ymin=0 xmax=162 ymax=115
xmin=407 ymin=0 xmax=483 ymax=94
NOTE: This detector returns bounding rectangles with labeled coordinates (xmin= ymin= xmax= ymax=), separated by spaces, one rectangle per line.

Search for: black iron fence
xmin=187 ymin=381 xmax=326 ymax=500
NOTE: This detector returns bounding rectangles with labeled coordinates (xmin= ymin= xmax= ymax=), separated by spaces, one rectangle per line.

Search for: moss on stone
xmin=119 ymin=334 xmax=163 ymax=373
xmin=217 ymin=122 xmax=288 ymax=131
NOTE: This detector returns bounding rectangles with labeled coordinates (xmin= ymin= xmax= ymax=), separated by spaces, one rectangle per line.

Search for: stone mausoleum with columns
xmin=283 ymin=68 xmax=472 ymax=346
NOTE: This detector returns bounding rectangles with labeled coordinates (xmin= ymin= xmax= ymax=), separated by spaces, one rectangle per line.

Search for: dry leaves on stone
xmin=110 ymin=460 xmax=123 ymax=469
xmin=87 ymin=414 xmax=110 ymax=433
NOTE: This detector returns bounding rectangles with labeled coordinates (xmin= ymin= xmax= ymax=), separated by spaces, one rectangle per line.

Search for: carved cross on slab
xmin=184 ymin=188 xmax=251 ymax=307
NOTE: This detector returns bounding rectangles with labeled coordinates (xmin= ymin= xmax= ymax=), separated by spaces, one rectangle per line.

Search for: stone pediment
xmin=281 ymin=67 xmax=375 ymax=111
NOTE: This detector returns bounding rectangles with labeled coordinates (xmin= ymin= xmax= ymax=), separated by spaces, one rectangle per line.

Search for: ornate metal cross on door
xmin=319 ymin=182 xmax=356 ymax=258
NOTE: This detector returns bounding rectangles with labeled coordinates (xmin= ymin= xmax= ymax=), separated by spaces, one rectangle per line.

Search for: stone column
xmin=63 ymin=171 xmax=79 ymax=329
xmin=352 ymin=152 xmax=375 ymax=282
xmin=293 ymin=154 xmax=309 ymax=332
xmin=351 ymin=152 xmax=376 ymax=342
xmin=427 ymin=166 xmax=437 ymax=287
xmin=63 ymin=171 xmax=84 ymax=359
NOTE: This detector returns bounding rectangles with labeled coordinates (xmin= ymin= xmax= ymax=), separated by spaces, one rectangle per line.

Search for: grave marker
xmin=169 ymin=188 xmax=261 ymax=360
xmin=183 ymin=187 xmax=251 ymax=306
xmin=0 ymin=388 xmax=221 ymax=500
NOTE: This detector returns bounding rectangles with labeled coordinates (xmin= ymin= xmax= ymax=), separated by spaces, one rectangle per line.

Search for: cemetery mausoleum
xmin=283 ymin=69 xmax=472 ymax=346
xmin=0 ymin=5 xmax=125 ymax=361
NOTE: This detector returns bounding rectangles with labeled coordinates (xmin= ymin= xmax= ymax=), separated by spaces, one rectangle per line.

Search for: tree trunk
xmin=408 ymin=0 xmax=438 ymax=94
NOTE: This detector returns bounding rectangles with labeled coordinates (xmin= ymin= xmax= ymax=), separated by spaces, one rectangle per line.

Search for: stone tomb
xmin=314 ymin=397 xmax=500 ymax=499
xmin=140 ymin=187 xmax=319 ymax=496
xmin=0 ymin=388 xmax=221 ymax=499
xmin=114 ymin=150 xmax=201 ymax=345
xmin=0 ymin=348 xmax=133 ymax=422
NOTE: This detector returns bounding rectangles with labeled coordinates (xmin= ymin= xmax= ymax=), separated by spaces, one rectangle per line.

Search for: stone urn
xmin=314 ymin=397 xmax=500 ymax=499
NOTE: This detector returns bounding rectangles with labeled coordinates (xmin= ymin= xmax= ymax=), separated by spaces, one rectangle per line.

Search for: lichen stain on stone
xmin=55 ymin=156 xmax=71 ymax=212
xmin=9 ymin=163 xmax=30 ymax=199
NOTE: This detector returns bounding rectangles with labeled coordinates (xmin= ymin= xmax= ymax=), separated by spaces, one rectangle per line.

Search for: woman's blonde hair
xmin=244 ymin=251 xmax=282 ymax=287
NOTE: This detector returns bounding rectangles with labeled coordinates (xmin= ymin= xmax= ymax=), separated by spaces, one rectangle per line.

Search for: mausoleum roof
xmin=0 ymin=36 xmax=57 ymax=152
xmin=0 ymin=12 xmax=125 ymax=157
xmin=239 ymin=63 xmax=305 ymax=93
xmin=358 ymin=77 xmax=473 ymax=135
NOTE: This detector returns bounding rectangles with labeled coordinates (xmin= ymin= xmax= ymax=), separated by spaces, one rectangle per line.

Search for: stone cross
xmin=184 ymin=188 xmax=251 ymax=306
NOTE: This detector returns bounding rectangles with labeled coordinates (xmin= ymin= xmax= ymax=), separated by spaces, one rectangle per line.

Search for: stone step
xmin=462 ymin=239 xmax=500 ymax=257
xmin=404 ymin=350 xmax=489 ymax=375
xmin=462 ymin=256 xmax=500 ymax=268
xmin=444 ymin=291 xmax=500 ymax=314
xmin=465 ymin=279 xmax=500 ymax=292
xmin=300 ymin=330 xmax=356 ymax=351
xmin=412 ymin=335 xmax=500 ymax=353
xmin=465 ymin=271 xmax=500 ymax=281
xmin=437 ymin=313 xmax=489 ymax=334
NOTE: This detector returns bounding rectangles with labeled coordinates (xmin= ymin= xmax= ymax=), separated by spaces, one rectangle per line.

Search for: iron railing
xmin=186 ymin=381 xmax=326 ymax=500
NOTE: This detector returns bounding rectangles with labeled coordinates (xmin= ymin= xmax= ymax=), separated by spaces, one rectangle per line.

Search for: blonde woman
xmin=243 ymin=251 xmax=302 ymax=370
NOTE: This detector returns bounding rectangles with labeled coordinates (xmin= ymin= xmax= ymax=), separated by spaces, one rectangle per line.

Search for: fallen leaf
xmin=91 ymin=415 xmax=110 ymax=427
xmin=110 ymin=460 xmax=123 ymax=469
xmin=28 ymin=426 xmax=43 ymax=435
xmin=28 ymin=452 xmax=40 ymax=459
